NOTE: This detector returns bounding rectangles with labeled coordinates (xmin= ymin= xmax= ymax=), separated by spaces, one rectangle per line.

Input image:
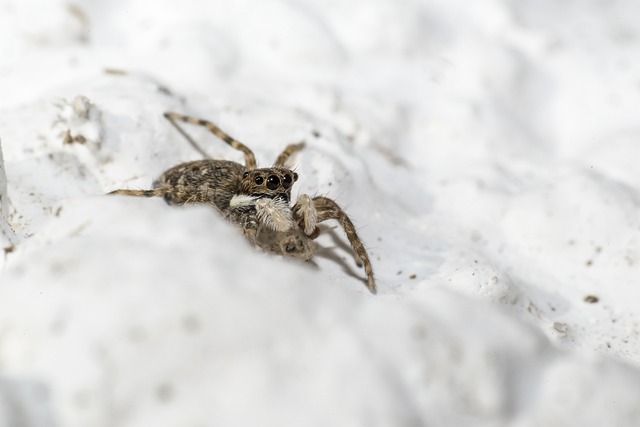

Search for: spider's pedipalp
xmin=254 ymin=197 xmax=294 ymax=232
xmin=308 ymin=196 xmax=376 ymax=294
xmin=164 ymin=112 xmax=257 ymax=170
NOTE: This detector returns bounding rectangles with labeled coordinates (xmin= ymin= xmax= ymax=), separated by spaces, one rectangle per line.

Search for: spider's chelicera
xmin=109 ymin=112 xmax=376 ymax=294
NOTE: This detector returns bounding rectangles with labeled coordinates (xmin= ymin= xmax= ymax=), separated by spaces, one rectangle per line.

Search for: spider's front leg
xmin=293 ymin=194 xmax=320 ymax=238
xmin=164 ymin=112 xmax=258 ymax=170
xmin=293 ymin=195 xmax=376 ymax=294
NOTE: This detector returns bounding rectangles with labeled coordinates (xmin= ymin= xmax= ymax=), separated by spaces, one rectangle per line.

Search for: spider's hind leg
xmin=164 ymin=112 xmax=257 ymax=170
xmin=108 ymin=188 xmax=166 ymax=198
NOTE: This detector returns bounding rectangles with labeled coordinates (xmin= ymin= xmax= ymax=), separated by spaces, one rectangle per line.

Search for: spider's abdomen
xmin=154 ymin=159 xmax=245 ymax=210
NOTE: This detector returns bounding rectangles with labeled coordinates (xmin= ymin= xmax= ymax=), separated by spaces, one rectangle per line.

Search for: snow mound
xmin=2 ymin=0 xmax=640 ymax=426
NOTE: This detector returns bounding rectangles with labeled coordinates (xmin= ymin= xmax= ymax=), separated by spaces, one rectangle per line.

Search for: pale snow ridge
xmin=1 ymin=1 xmax=640 ymax=426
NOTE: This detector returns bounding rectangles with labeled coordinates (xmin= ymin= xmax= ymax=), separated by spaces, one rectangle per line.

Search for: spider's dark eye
xmin=282 ymin=174 xmax=293 ymax=189
xmin=254 ymin=176 xmax=264 ymax=185
xmin=293 ymin=172 xmax=298 ymax=181
xmin=243 ymin=172 xmax=249 ymax=179
xmin=267 ymin=175 xmax=280 ymax=190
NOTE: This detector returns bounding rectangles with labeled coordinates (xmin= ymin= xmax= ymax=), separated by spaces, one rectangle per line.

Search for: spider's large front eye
xmin=254 ymin=176 xmax=264 ymax=185
xmin=282 ymin=174 xmax=293 ymax=189
xmin=267 ymin=175 xmax=280 ymax=190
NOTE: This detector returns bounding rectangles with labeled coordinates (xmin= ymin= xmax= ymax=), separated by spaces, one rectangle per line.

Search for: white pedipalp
xmin=254 ymin=198 xmax=294 ymax=232
xmin=230 ymin=194 xmax=293 ymax=232
xmin=229 ymin=194 xmax=257 ymax=208
xmin=294 ymin=194 xmax=318 ymax=235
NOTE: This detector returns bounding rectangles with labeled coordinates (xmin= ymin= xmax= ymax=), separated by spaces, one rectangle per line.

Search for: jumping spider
xmin=109 ymin=112 xmax=376 ymax=294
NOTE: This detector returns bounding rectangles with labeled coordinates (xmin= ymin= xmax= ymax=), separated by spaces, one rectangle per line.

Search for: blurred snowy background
xmin=1 ymin=0 xmax=640 ymax=426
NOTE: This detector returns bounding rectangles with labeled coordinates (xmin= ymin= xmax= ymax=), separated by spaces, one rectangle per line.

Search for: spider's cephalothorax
xmin=228 ymin=167 xmax=301 ymax=235
xmin=109 ymin=112 xmax=376 ymax=294
xmin=240 ymin=168 xmax=298 ymax=202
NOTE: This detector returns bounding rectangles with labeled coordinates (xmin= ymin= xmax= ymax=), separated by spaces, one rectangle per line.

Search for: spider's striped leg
xmin=274 ymin=142 xmax=305 ymax=167
xmin=303 ymin=195 xmax=376 ymax=294
xmin=164 ymin=112 xmax=257 ymax=170
xmin=108 ymin=188 xmax=166 ymax=197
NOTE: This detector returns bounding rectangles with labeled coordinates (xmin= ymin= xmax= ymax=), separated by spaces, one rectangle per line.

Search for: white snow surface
xmin=1 ymin=1 xmax=640 ymax=426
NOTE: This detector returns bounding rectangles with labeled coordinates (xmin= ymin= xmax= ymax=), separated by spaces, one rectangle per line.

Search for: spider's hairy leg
xmin=254 ymin=225 xmax=315 ymax=261
xmin=311 ymin=196 xmax=376 ymax=294
xmin=274 ymin=142 xmax=305 ymax=167
xmin=164 ymin=112 xmax=257 ymax=170
xmin=293 ymin=194 xmax=319 ymax=237
xmin=108 ymin=188 xmax=166 ymax=197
